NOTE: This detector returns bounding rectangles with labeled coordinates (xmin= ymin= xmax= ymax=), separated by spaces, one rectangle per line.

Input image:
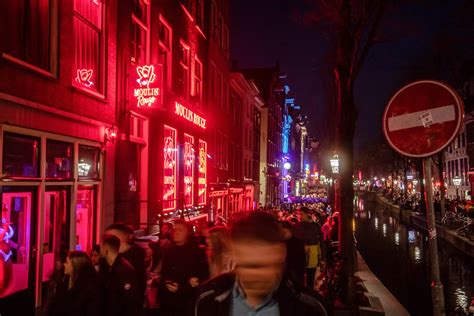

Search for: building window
xmin=78 ymin=145 xmax=100 ymax=179
xmin=193 ymin=56 xmax=203 ymax=105
xmin=159 ymin=17 xmax=172 ymax=89
xmin=163 ymin=126 xmax=177 ymax=211
xmin=177 ymin=41 xmax=190 ymax=97
xmin=184 ymin=134 xmax=194 ymax=207
xmin=131 ymin=0 xmax=149 ymax=64
xmin=223 ymin=80 xmax=228 ymax=113
xmin=180 ymin=0 xmax=193 ymax=16
xmin=223 ymin=26 xmax=230 ymax=59
xmin=198 ymin=140 xmax=207 ymax=205
xmin=2 ymin=133 xmax=40 ymax=178
xmin=216 ymin=72 xmax=222 ymax=107
xmin=46 ymin=140 xmax=73 ymax=179
xmin=210 ymin=63 xmax=216 ymax=104
xmin=73 ymin=0 xmax=104 ymax=93
xmin=210 ymin=2 xmax=217 ymax=41
xmin=2 ymin=0 xmax=55 ymax=72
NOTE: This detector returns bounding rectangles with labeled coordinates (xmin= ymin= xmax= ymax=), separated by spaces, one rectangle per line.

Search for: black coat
xmin=194 ymin=273 xmax=328 ymax=316
xmin=102 ymin=255 xmax=143 ymax=316
xmin=122 ymin=243 xmax=147 ymax=296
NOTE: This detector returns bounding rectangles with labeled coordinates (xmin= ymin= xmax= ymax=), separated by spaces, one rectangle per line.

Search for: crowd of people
xmin=41 ymin=201 xmax=337 ymax=316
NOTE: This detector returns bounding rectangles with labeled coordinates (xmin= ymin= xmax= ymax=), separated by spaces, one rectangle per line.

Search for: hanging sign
xmin=174 ymin=101 xmax=206 ymax=129
xmin=131 ymin=64 xmax=163 ymax=108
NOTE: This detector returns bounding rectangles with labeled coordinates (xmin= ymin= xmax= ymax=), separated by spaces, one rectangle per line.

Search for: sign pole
xmin=422 ymin=157 xmax=446 ymax=316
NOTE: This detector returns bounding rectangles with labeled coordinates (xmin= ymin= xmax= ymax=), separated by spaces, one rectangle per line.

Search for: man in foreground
xmin=194 ymin=211 xmax=328 ymax=316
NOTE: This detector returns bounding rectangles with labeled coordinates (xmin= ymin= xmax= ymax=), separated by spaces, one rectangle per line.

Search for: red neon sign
xmin=174 ymin=101 xmax=206 ymax=129
xmin=198 ymin=140 xmax=207 ymax=205
xmin=163 ymin=126 xmax=177 ymax=211
xmin=131 ymin=64 xmax=163 ymax=108
xmin=75 ymin=69 xmax=94 ymax=87
xmin=184 ymin=134 xmax=194 ymax=206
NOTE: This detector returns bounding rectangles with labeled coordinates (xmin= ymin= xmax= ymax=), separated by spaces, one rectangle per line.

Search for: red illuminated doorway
xmin=0 ymin=188 xmax=36 ymax=314
xmin=76 ymin=187 xmax=96 ymax=253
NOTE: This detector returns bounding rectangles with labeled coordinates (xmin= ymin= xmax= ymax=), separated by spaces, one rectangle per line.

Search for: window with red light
xmin=1 ymin=0 xmax=55 ymax=72
xmin=159 ymin=17 xmax=172 ymax=89
xmin=163 ymin=126 xmax=177 ymax=211
xmin=177 ymin=42 xmax=190 ymax=97
xmin=195 ymin=0 xmax=204 ymax=30
xmin=193 ymin=56 xmax=203 ymax=106
xmin=184 ymin=134 xmax=194 ymax=207
xmin=131 ymin=0 xmax=149 ymax=64
xmin=73 ymin=0 xmax=103 ymax=93
xmin=198 ymin=140 xmax=207 ymax=205
xmin=180 ymin=0 xmax=192 ymax=16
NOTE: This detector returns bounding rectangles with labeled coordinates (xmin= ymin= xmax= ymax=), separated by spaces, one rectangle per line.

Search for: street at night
xmin=1 ymin=0 xmax=474 ymax=316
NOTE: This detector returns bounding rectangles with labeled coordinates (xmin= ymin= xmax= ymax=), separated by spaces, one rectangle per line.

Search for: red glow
xmin=75 ymin=69 xmax=94 ymax=87
xmin=184 ymin=134 xmax=194 ymax=206
xmin=131 ymin=64 xmax=163 ymax=108
xmin=198 ymin=140 xmax=207 ymax=205
xmin=163 ymin=126 xmax=177 ymax=211
xmin=174 ymin=101 xmax=206 ymax=129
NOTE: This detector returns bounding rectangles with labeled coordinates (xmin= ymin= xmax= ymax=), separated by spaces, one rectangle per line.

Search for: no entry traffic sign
xmin=383 ymin=80 xmax=464 ymax=158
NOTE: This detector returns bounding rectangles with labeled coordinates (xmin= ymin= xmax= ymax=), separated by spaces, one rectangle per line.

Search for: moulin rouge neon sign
xmin=75 ymin=69 xmax=94 ymax=87
xmin=174 ymin=102 xmax=206 ymax=129
xmin=132 ymin=64 xmax=163 ymax=108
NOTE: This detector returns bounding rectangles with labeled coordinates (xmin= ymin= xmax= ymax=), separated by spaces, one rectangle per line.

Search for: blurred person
xmin=206 ymin=226 xmax=233 ymax=278
xmin=101 ymin=234 xmax=142 ymax=316
xmin=280 ymin=221 xmax=306 ymax=286
xmin=159 ymin=220 xmax=209 ymax=316
xmin=105 ymin=223 xmax=147 ymax=297
xmin=194 ymin=211 xmax=328 ymax=316
xmin=294 ymin=207 xmax=323 ymax=289
xmin=159 ymin=222 xmax=173 ymax=253
xmin=43 ymin=251 xmax=101 ymax=316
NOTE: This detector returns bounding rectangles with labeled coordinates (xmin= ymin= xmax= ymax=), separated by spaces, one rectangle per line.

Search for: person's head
xmin=161 ymin=222 xmax=173 ymax=236
xmin=64 ymin=251 xmax=94 ymax=287
xmin=172 ymin=220 xmax=191 ymax=246
xmin=90 ymin=244 xmax=101 ymax=266
xmin=279 ymin=221 xmax=293 ymax=240
xmin=105 ymin=223 xmax=135 ymax=251
xmin=300 ymin=207 xmax=312 ymax=221
xmin=100 ymin=233 xmax=121 ymax=261
xmin=207 ymin=226 xmax=229 ymax=256
xmin=229 ymin=211 xmax=286 ymax=299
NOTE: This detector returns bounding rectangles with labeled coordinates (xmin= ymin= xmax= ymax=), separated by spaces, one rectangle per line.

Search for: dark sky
xmin=231 ymin=0 xmax=474 ymax=151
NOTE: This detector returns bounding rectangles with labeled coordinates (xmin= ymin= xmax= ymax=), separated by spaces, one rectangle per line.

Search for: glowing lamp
xmin=330 ymin=154 xmax=339 ymax=174
xmin=453 ymin=177 xmax=462 ymax=186
xmin=283 ymin=162 xmax=291 ymax=170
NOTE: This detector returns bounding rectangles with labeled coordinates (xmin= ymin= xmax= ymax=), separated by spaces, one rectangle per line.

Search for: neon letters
xmin=132 ymin=65 xmax=162 ymax=108
xmin=174 ymin=102 xmax=206 ymax=129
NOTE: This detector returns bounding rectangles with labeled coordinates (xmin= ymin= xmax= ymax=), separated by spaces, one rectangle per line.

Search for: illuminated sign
xmin=184 ymin=134 xmax=195 ymax=206
xmin=174 ymin=102 xmax=206 ymax=129
xmin=131 ymin=64 xmax=163 ymax=108
xmin=198 ymin=140 xmax=207 ymax=205
xmin=75 ymin=69 xmax=94 ymax=87
xmin=163 ymin=126 xmax=177 ymax=211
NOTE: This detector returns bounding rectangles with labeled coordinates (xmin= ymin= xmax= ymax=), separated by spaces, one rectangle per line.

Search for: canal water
xmin=355 ymin=197 xmax=474 ymax=315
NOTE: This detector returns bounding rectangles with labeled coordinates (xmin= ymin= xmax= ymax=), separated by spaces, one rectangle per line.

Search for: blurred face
xmin=173 ymin=223 xmax=189 ymax=245
xmin=64 ymin=257 xmax=73 ymax=276
xmin=161 ymin=224 xmax=170 ymax=235
xmin=90 ymin=250 xmax=101 ymax=265
xmin=232 ymin=240 xmax=286 ymax=299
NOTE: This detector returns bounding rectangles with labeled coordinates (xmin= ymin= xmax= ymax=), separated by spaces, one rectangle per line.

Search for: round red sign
xmin=383 ymin=80 xmax=464 ymax=158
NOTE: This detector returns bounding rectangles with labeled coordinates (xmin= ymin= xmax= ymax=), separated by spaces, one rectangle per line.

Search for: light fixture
xmin=283 ymin=162 xmax=291 ymax=170
xmin=105 ymin=125 xmax=119 ymax=144
xmin=330 ymin=154 xmax=339 ymax=174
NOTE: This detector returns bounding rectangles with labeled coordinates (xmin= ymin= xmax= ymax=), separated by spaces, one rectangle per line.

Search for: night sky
xmin=231 ymin=0 xmax=474 ymax=151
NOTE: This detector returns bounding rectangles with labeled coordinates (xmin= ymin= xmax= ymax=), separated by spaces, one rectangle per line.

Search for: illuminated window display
xmin=163 ymin=126 xmax=177 ymax=211
xmin=198 ymin=140 xmax=207 ymax=205
xmin=75 ymin=188 xmax=95 ymax=253
xmin=2 ymin=133 xmax=40 ymax=178
xmin=184 ymin=134 xmax=194 ymax=206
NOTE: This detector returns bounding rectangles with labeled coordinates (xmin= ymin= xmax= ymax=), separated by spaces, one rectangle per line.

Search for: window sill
xmin=72 ymin=84 xmax=107 ymax=103
xmin=2 ymin=53 xmax=57 ymax=79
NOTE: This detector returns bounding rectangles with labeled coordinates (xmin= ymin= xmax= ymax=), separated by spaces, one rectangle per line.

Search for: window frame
xmin=193 ymin=55 xmax=203 ymax=106
xmin=131 ymin=0 xmax=150 ymax=65
xmin=158 ymin=16 xmax=173 ymax=90
xmin=178 ymin=40 xmax=191 ymax=97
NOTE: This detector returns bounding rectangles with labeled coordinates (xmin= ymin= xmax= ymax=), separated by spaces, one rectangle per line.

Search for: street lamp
xmin=283 ymin=162 xmax=292 ymax=170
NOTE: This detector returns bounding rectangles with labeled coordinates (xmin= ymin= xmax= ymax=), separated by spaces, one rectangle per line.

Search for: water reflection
xmin=355 ymin=198 xmax=474 ymax=315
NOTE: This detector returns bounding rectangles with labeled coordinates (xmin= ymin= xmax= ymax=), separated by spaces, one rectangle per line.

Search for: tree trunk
xmin=335 ymin=0 xmax=356 ymax=309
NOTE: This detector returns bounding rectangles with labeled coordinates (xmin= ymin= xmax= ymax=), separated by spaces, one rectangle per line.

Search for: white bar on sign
xmin=388 ymin=105 xmax=455 ymax=132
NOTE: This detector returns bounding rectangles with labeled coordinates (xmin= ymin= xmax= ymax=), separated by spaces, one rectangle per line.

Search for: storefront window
xmin=184 ymin=134 xmax=194 ymax=206
xmin=46 ymin=140 xmax=73 ymax=179
xmin=163 ymin=126 xmax=177 ymax=211
xmin=2 ymin=133 xmax=40 ymax=178
xmin=78 ymin=145 xmax=100 ymax=179
xmin=198 ymin=140 xmax=207 ymax=205
xmin=0 ymin=191 xmax=32 ymax=298
xmin=75 ymin=188 xmax=95 ymax=253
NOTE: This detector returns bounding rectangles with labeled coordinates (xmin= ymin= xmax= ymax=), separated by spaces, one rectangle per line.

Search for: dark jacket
xmin=102 ymin=255 xmax=143 ymax=316
xmin=158 ymin=241 xmax=209 ymax=314
xmin=194 ymin=273 xmax=328 ymax=316
xmin=294 ymin=221 xmax=322 ymax=245
xmin=286 ymin=236 xmax=306 ymax=286
xmin=43 ymin=273 xmax=101 ymax=316
xmin=122 ymin=243 xmax=147 ymax=296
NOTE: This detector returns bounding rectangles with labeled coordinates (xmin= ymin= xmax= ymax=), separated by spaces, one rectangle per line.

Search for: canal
xmin=355 ymin=197 xmax=474 ymax=315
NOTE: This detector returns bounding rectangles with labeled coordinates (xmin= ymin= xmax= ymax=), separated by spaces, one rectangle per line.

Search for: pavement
xmin=356 ymin=252 xmax=410 ymax=316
